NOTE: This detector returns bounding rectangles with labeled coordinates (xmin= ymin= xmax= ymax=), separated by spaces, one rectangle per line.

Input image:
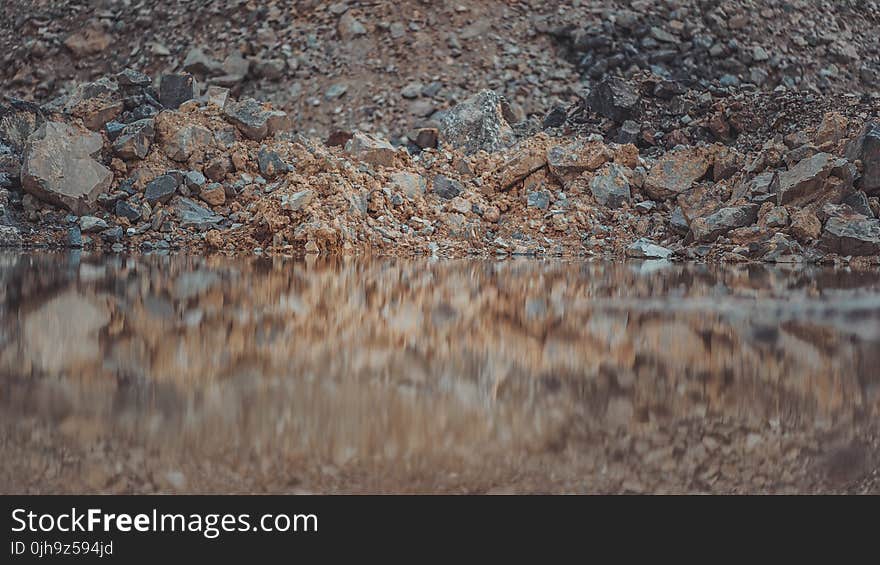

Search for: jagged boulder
xmin=21 ymin=122 xmax=112 ymax=214
xmin=438 ymin=90 xmax=516 ymax=155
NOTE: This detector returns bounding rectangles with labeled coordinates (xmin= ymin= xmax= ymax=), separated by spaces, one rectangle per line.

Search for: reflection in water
xmin=0 ymin=253 xmax=878 ymax=493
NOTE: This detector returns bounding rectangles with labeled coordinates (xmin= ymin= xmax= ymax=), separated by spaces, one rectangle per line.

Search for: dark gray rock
xmin=588 ymin=77 xmax=641 ymax=123
xmin=67 ymin=226 xmax=82 ymax=248
xmin=257 ymin=147 xmax=290 ymax=178
xmin=116 ymin=68 xmax=152 ymax=88
xmin=101 ymin=226 xmax=124 ymax=243
xmin=845 ymin=122 xmax=880 ymax=194
xmin=589 ymin=164 xmax=631 ymax=208
xmin=145 ymin=174 xmax=179 ymax=204
xmin=433 ymin=175 xmax=463 ymax=200
xmin=691 ymin=204 xmax=759 ymax=243
xmin=842 ymin=190 xmax=874 ymax=218
xmin=527 ymin=190 xmax=551 ymax=209
xmin=821 ymin=215 xmax=880 ymax=256
xmin=112 ymin=118 xmax=154 ymax=160
xmin=172 ymin=197 xmax=223 ymax=228
xmin=115 ymin=199 xmax=142 ymax=222
xmin=159 ymin=74 xmax=198 ymax=109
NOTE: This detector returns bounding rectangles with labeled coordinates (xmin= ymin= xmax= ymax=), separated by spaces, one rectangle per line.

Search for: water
xmin=1 ymin=253 xmax=878 ymax=493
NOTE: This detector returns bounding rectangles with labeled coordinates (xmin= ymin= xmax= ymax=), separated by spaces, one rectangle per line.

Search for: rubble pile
xmin=0 ymin=66 xmax=878 ymax=263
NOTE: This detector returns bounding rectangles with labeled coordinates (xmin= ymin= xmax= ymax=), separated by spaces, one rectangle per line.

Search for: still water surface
xmin=1 ymin=253 xmax=878 ymax=493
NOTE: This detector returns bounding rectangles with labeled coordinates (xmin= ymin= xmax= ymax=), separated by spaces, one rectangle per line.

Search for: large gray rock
xmin=438 ymin=90 xmax=516 ymax=155
xmin=845 ymin=122 xmax=880 ymax=195
xmin=21 ymin=122 xmax=112 ymax=214
xmin=691 ymin=205 xmax=759 ymax=243
xmin=589 ymin=163 xmax=631 ymax=208
xmin=626 ymin=238 xmax=673 ymax=259
xmin=145 ymin=174 xmax=179 ymax=204
xmin=820 ymin=215 xmax=880 ymax=256
xmin=223 ymin=97 xmax=290 ymax=141
xmin=172 ymin=197 xmax=223 ymax=228
xmin=776 ymin=152 xmax=846 ymax=205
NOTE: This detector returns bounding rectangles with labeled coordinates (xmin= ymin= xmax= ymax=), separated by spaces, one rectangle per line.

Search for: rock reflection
xmin=1 ymin=253 xmax=878 ymax=493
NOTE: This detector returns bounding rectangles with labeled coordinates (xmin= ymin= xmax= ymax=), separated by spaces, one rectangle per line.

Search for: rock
xmin=280 ymin=190 xmax=314 ymax=212
xmin=182 ymin=48 xmax=224 ymax=76
xmin=588 ymin=77 xmax=641 ymax=123
xmin=789 ymin=209 xmax=822 ymax=242
xmin=821 ymin=215 xmax=880 ymax=256
xmin=199 ymin=184 xmax=226 ymax=206
xmin=112 ymin=119 xmax=154 ymax=160
xmin=527 ymin=190 xmax=551 ymax=209
xmin=79 ymin=215 xmax=108 ymax=233
xmin=845 ymin=122 xmax=880 ymax=194
xmin=116 ymin=68 xmax=151 ymax=87
xmin=618 ymin=120 xmax=641 ymax=145
xmin=543 ymin=105 xmax=568 ymax=129
xmin=101 ymin=226 xmax=124 ymax=243
xmin=204 ymin=155 xmax=232 ymax=182
xmin=627 ymin=238 xmax=673 ymax=259
xmin=401 ymin=82 xmax=422 ymax=99
xmin=172 ymin=197 xmax=222 ymax=228
xmin=63 ymin=27 xmax=112 ymax=57
xmin=338 ymin=12 xmax=367 ymax=40
xmin=67 ymin=226 xmax=82 ymax=248
xmin=0 ymin=98 xmax=45 ymax=154
xmin=438 ymin=90 xmax=516 ymax=155
xmin=159 ymin=74 xmax=198 ymax=110
xmin=842 ymin=190 xmax=874 ymax=218
xmin=344 ymin=131 xmax=397 ymax=167
xmin=546 ymin=139 xmax=611 ymax=184
xmin=761 ymin=233 xmax=804 ymax=263
xmin=163 ymin=124 xmax=212 ymax=162
xmin=499 ymin=147 xmax=547 ymax=189
xmin=145 ymin=174 xmax=179 ymax=205
xmin=208 ymin=53 xmax=250 ymax=87
xmin=21 ymin=122 xmax=112 ymax=214
xmin=815 ymin=112 xmax=848 ymax=146
xmin=324 ymin=83 xmax=348 ymax=100
xmin=433 ymin=175 xmax=463 ymax=200
xmin=389 ymin=172 xmax=426 ymax=200
xmin=670 ymin=206 xmax=690 ymax=234
xmin=413 ymin=128 xmax=439 ymax=150
xmin=253 ymin=58 xmax=287 ymax=81
xmin=761 ymin=205 xmax=789 ymax=228
xmin=643 ymin=147 xmax=711 ymax=200
xmin=203 ymin=86 xmax=230 ymax=108
xmin=589 ymin=163 xmax=631 ymax=208
xmin=0 ymin=225 xmax=21 ymax=248
xmin=691 ymin=205 xmax=759 ymax=243
xmin=184 ymin=170 xmax=206 ymax=193
xmin=257 ymin=147 xmax=290 ymax=178
xmin=223 ymin=98 xmax=290 ymax=141
xmin=776 ymin=152 xmax=846 ymax=206
xmin=115 ymin=199 xmax=141 ymax=222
